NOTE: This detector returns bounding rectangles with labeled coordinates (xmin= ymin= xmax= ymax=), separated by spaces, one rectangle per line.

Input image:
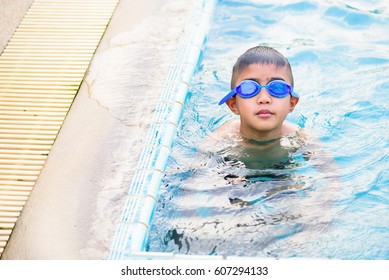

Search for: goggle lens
xmin=268 ymin=81 xmax=290 ymax=96
xmin=237 ymin=81 xmax=259 ymax=97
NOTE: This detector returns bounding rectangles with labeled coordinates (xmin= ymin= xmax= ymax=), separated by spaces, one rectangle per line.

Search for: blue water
xmin=148 ymin=0 xmax=389 ymax=259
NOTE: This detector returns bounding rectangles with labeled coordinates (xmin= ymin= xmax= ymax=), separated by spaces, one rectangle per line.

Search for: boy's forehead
xmin=237 ymin=63 xmax=292 ymax=81
xmin=243 ymin=62 xmax=287 ymax=71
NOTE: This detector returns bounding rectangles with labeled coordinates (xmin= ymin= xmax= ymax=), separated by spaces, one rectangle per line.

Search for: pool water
xmin=148 ymin=0 xmax=389 ymax=259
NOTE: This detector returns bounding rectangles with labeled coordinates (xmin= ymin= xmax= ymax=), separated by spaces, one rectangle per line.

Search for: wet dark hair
xmin=231 ymin=46 xmax=294 ymax=88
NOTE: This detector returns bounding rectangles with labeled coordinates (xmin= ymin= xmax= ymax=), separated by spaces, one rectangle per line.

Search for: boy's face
xmin=226 ymin=63 xmax=299 ymax=140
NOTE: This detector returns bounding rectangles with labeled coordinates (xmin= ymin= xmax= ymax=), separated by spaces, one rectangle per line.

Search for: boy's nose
xmin=256 ymin=88 xmax=271 ymax=104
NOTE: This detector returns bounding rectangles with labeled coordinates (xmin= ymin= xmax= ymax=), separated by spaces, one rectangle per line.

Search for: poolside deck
xmin=1 ymin=0 xmax=194 ymax=259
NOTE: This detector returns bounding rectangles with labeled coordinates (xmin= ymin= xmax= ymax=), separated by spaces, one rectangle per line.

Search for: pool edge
xmin=107 ymin=0 xmax=216 ymax=260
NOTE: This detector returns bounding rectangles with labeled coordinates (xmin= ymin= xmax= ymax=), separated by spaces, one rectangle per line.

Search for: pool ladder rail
xmin=0 ymin=0 xmax=119 ymax=258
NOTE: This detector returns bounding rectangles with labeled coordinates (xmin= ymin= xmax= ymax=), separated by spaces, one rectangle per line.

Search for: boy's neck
xmin=238 ymin=136 xmax=280 ymax=150
xmin=239 ymin=126 xmax=283 ymax=142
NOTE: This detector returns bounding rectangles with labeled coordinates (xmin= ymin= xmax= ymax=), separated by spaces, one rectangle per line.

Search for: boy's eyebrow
xmin=247 ymin=77 xmax=286 ymax=84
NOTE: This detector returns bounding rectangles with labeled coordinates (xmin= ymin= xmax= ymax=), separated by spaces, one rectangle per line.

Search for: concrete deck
xmin=1 ymin=0 xmax=195 ymax=259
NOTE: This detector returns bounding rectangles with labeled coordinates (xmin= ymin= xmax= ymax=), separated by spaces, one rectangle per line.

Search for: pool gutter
xmin=0 ymin=0 xmax=120 ymax=259
xmin=108 ymin=0 xmax=215 ymax=259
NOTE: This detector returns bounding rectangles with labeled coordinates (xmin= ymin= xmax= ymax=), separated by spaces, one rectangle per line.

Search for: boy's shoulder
xmin=201 ymin=120 xmax=310 ymax=152
xmin=209 ymin=120 xmax=302 ymax=141
xmin=282 ymin=122 xmax=300 ymax=135
xmin=207 ymin=119 xmax=240 ymax=142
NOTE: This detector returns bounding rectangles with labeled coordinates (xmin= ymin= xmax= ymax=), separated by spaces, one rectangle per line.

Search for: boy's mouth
xmin=256 ymin=109 xmax=273 ymax=117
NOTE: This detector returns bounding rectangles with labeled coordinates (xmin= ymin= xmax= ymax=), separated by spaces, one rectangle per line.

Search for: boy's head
xmin=220 ymin=45 xmax=299 ymax=141
xmin=231 ymin=46 xmax=294 ymax=89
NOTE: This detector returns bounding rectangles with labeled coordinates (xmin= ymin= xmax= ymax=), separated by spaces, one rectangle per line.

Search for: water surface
xmin=148 ymin=0 xmax=389 ymax=259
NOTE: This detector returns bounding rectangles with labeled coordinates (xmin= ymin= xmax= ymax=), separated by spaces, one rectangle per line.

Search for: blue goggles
xmin=218 ymin=79 xmax=299 ymax=105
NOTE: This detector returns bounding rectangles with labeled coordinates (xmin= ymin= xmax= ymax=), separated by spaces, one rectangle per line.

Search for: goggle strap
xmin=218 ymin=89 xmax=236 ymax=105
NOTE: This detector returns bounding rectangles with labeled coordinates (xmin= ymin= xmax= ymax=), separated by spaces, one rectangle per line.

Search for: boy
xmin=203 ymin=45 xmax=340 ymax=204
xmin=206 ymin=46 xmax=305 ymax=168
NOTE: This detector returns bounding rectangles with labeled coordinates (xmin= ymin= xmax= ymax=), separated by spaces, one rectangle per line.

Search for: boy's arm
xmin=302 ymin=133 xmax=342 ymax=212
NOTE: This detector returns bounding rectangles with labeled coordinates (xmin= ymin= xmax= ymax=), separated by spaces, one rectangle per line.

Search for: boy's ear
xmin=226 ymin=97 xmax=240 ymax=115
xmin=289 ymin=97 xmax=299 ymax=112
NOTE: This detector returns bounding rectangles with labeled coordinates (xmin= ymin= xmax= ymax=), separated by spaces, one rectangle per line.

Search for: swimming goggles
xmin=218 ymin=79 xmax=299 ymax=105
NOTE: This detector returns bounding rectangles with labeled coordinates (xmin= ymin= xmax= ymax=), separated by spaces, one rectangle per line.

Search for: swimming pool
xmin=146 ymin=0 xmax=389 ymax=259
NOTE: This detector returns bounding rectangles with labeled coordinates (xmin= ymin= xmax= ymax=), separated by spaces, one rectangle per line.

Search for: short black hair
xmin=231 ymin=46 xmax=294 ymax=88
